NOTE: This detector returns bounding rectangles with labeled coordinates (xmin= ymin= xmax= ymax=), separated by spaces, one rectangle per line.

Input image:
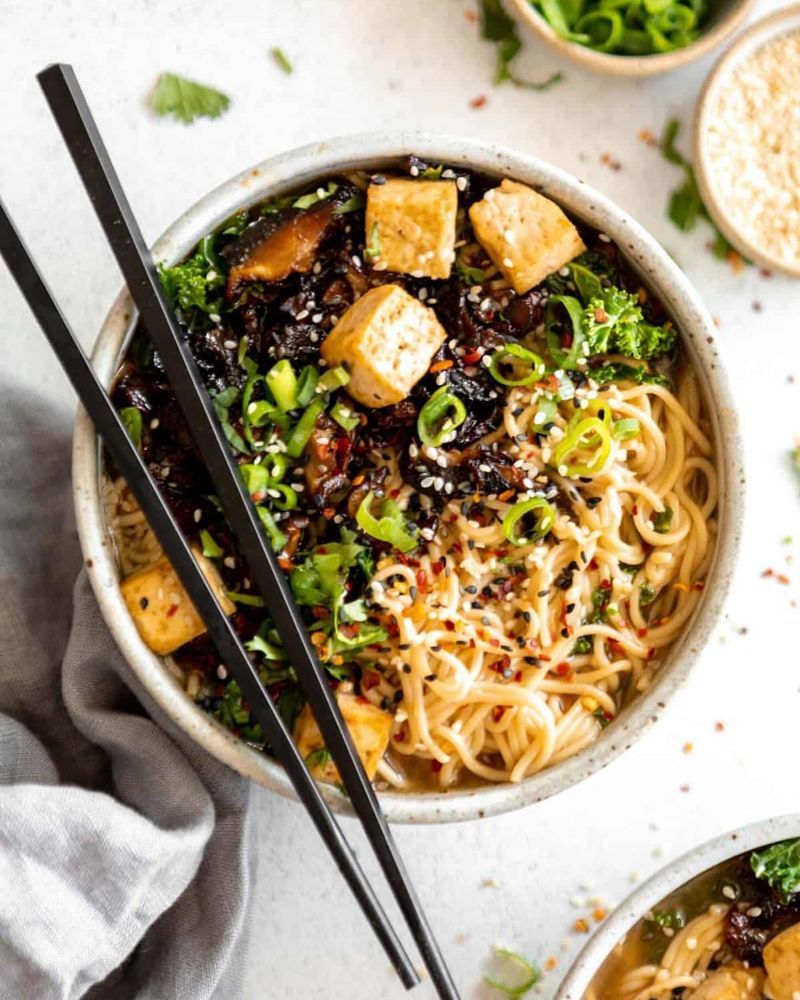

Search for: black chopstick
xmin=36 ymin=64 xmax=460 ymax=1000
xmin=0 ymin=199 xmax=419 ymax=991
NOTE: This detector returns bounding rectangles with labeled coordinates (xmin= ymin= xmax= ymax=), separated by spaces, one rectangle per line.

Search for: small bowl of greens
xmin=506 ymin=0 xmax=754 ymax=75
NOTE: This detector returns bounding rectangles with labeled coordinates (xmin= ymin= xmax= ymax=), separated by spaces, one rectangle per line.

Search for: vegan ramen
xmin=107 ymin=157 xmax=718 ymax=792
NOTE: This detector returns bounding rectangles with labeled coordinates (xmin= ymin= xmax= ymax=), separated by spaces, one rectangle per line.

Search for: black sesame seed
xmin=560 ymin=627 xmax=569 ymax=638
xmin=402 ymin=664 xmax=412 ymax=674
xmin=524 ymin=656 xmax=539 ymax=665
xmin=566 ymin=602 xmax=576 ymax=613
xmin=398 ymin=643 xmax=411 ymax=650
xmin=465 ymin=585 xmax=478 ymax=594
xmin=380 ymin=697 xmax=389 ymax=710
xmin=538 ymin=589 xmax=550 ymax=598
xmin=522 ymin=610 xmax=532 ymax=622
xmin=393 ymin=690 xmax=404 ymax=703
xmin=139 ymin=596 xmax=149 ymax=610
xmin=586 ymin=496 xmax=601 ymax=509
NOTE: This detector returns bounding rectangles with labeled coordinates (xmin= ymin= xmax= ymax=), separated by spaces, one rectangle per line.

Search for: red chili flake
xmin=251 ymin=490 xmax=267 ymax=502
xmin=470 ymin=94 xmax=488 ymax=109
xmin=632 ymin=505 xmax=638 ymax=515
xmin=638 ymin=128 xmax=659 ymax=147
xmin=278 ymin=557 xmax=294 ymax=571
xmin=431 ymin=760 xmax=443 ymax=773
xmin=693 ymin=581 xmax=705 ymax=591
xmin=398 ymin=554 xmax=420 ymax=568
xmin=562 ymin=331 xmax=573 ymax=349
xmin=489 ymin=637 xmax=500 ymax=648
xmin=311 ymin=605 xmax=330 ymax=620
xmin=647 ymin=647 xmax=657 ymax=660
xmin=393 ymin=732 xmax=404 ymax=742
xmin=493 ymin=706 xmax=507 ymax=722
xmin=680 ymin=784 xmax=691 ymax=793
xmin=462 ymin=349 xmax=482 ymax=365
xmin=166 ymin=603 xmax=179 ymax=618
xmin=444 ymin=620 xmax=456 ymax=631
xmin=600 ymin=579 xmax=612 ymax=590
xmin=556 ymin=661 xmax=571 ymax=676
xmin=715 ymin=721 xmax=725 ymax=732
xmin=432 ymin=561 xmax=445 ymax=576
xmin=322 ymin=507 xmax=336 ymax=520
xmin=637 ymin=628 xmax=648 ymax=639
xmin=762 ymin=568 xmax=774 ymax=578
xmin=588 ymin=559 xmax=598 ymax=571
xmin=777 ymin=574 xmax=791 ymax=585
xmin=416 ymin=569 xmax=428 ymax=589
xmin=599 ymin=152 xmax=622 ymax=172
xmin=760 ymin=268 xmax=773 ymax=279
xmin=594 ymin=306 xmax=609 ymax=323
xmin=514 ymin=670 xmax=522 ymax=682
xmin=464 ymin=8 xmax=478 ymax=21
xmin=430 ymin=359 xmax=454 ymax=373
xmin=538 ymin=653 xmax=551 ymax=662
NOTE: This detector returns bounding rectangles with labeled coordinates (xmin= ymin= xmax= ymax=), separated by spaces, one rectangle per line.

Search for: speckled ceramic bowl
xmin=73 ymin=133 xmax=744 ymax=824
xmin=556 ymin=814 xmax=800 ymax=1000
xmin=507 ymin=0 xmax=754 ymax=77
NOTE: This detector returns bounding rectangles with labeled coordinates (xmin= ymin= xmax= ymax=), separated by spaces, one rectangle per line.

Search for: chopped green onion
xmin=545 ymin=294 xmax=586 ymax=370
xmin=574 ymin=8 xmax=624 ymax=49
xmin=292 ymin=182 xmax=337 ymax=211
xmin=502 ymin=498 xmax=556 ymax=546
xmin=653 ymin=506 xmax=674 ymax=533
xmin=295 ymin=365 xmax=319 ymax=407
xmin=532 ymin=396 xmax=559 ymax=430
xmin=484 ymin=948 xmax=540 ymax=997
xmin=613 ymin=417 xmax=641 ymax=440
xmin=365 ymin=222 xmax=381 ymax=260
xmin=569 ymin=262 xmax=604 ymax=303
xmin=488 ymin=343 xmax=546 ymax=387
xmin=256 ymin=506 xmax=288 ymax=551
xmin=239 ymin=463 xmax=270 ymax=496
xmin=225 ymin=591 xmax=266 ymax=607
xmin=286 ymin=396 xmax=327 ymax=458
xmin=266 ymin=359 xmax=298 ymax=412
xmin=356 ymin=491 xmax=417 ymax=554
xmin=417 ymin=386 xmax=467 ymax=446
xmin=317 ymin=365 xmax=350 ymax=393
xmin=269 ymin=483 xmax=298 ymax=511
xmin=200 ymin=528 xmax=223 ymax=559
xmin=333 ymin=191 xmax=366 ymax=215
xmin=552 ymin=416 xmax=612 ymax=478
xmin=331 ymin=399 xmax=360 ymax=432
xmin=270 ymin=46 xmax=293 ymax=74
xmin=119 ymin=406 xmax=143 ymax=447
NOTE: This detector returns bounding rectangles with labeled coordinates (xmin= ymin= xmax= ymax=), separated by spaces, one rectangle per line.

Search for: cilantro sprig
xmin=151 ymin=72 xmax=230 ymax=124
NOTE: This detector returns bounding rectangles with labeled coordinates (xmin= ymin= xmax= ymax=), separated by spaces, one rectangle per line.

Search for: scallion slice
xmin=502 ymin=498 xmax=556 ymax=546
xmin=417 ymin=386 xmax=467 ymax=446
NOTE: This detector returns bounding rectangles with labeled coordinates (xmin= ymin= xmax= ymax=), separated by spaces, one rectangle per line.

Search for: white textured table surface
xmin=2 ymin=1 xmax=799 ymax=998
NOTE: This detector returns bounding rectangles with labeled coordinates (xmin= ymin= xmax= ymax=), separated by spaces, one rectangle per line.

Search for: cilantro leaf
xmin=151 ymin=73 xmax=230 ymax=125
xmin=751 ymin=839 xmax=800 ymax=898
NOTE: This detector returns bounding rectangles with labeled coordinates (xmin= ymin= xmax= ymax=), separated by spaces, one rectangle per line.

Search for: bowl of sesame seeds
xmin=695 ymin=4 xmax=800 ymax=278
xmin=73 ymin=132 xmax=745 ymax=823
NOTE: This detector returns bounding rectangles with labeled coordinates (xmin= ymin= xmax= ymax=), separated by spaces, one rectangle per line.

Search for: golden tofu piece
xmin=321 ymin=283 xmax=446 ymax=407
xmin=294 ymin=691 xmax=393 ymax=781
xmin=120 ymin=548 xmax=235 ymax=656
xmin=365 ymin=178 xmax=458 ymax=279
xmin=765 ymin=922 xmax=800 ymax=1000
xmin=691 ymin=964 xmax=765 ymax=1000
xmin=469 ymin=178 xmax=586 ymax=294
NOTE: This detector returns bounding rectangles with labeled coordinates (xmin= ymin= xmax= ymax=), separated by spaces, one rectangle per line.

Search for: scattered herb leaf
xmin=151 ymin=72 xmax=230 ymax=124
xmin=271 ymin=47 xmax=293 ymax=74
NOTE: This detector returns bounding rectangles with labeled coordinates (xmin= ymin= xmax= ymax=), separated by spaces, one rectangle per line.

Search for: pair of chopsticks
xmin=0 ymin=63 xmax=460 ymax=1000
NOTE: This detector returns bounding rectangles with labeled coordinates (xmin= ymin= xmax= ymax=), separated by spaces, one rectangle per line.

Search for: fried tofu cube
xmin=365 ymin=178 xmax=458 ymax=279
xmin=120 ymin=548 xmax=235 ymax=656
xmin=764 ymin=922 xmax=800 ymax=1000
xmin=691 ymin=965 xmax=765 ymax=1000
xmin=469 ymin=178 xmax=586 ymax=294
xmin=321 ymin=283 xmax=446 ymax=407
xmin=294 ymin=691 xmax=393 ymax=781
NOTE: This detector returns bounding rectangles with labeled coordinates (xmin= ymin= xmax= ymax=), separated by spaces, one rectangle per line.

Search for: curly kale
xmin=751 ymin=839 xmax=800 ymax=899
xmin=158 ymin=250 xmax=224 ymax=316
xmin=583 ymin=286 xmax=677 ymax=361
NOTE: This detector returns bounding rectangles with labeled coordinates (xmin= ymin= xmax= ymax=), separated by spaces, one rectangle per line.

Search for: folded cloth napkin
xmin=0 ymin=382 xmax=253 ymax=1000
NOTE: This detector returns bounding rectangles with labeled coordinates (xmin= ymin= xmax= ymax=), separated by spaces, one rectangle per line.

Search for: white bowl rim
xmin=694 ymin=2 xmax=800 ymax=278
xmin=556 ymin=813 xmax=800 ymax=1000
xmin=73 ymin=130 xmax=745 ymax=824
xmin=506 ymin=0 xmax=756 ymax=77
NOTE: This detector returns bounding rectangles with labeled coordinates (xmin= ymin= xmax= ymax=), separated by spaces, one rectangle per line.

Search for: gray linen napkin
xmin=0 ymin=382 xmax=253 ymax=1000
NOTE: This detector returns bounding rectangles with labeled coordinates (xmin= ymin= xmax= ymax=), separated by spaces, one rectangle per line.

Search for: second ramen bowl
xmin=73 ymin=133 xmax=744 ymax=823
xmin=556 ymin=814 xmax=800 ymax=1000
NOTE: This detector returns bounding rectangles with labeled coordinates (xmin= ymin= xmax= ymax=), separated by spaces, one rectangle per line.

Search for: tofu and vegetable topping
xmin=110 ymin=156 xmax=714 ymax=793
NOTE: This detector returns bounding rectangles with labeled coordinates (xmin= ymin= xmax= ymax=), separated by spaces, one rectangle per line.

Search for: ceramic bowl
xmin=506 ymin=0 xmax=754 ymax=77
xmin=556 ymin=814 xmax=800 ymax=1000
xmin=73 ymin=132 xmax=744 ymax=823
xmin=694 ymin=3 xmax=800 ymax=278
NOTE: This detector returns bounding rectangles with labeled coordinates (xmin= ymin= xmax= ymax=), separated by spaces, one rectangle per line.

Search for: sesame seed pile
xmin=705 ymin=30 xmax=800 ymax=267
